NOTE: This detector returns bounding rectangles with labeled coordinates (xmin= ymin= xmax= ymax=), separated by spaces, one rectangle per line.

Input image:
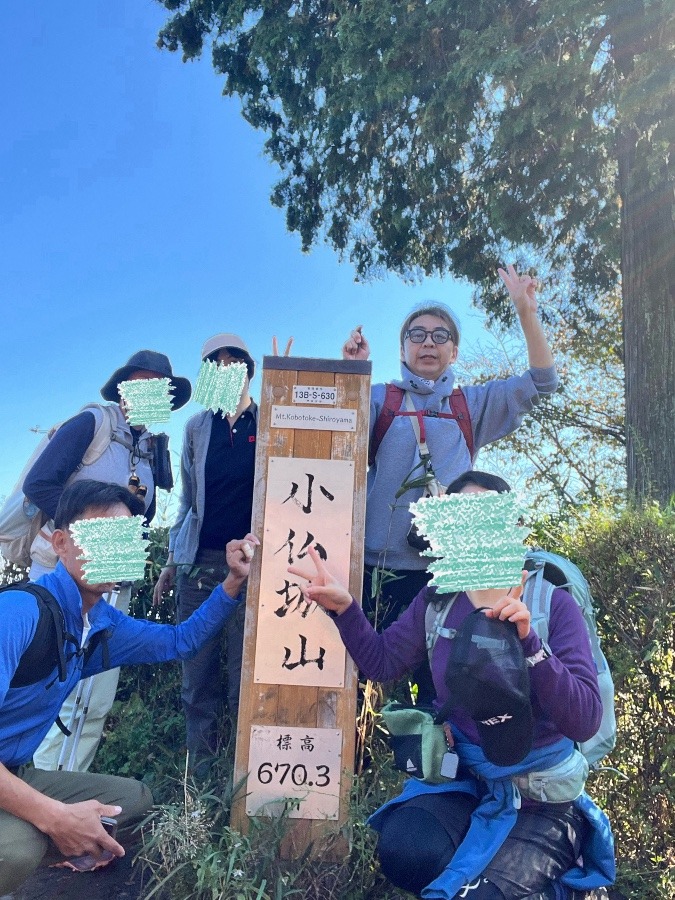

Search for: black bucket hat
xmin=100 ymin=350 xmax=192 ymax=410
xmin=445 ymin=609 xmax=533 ymax=766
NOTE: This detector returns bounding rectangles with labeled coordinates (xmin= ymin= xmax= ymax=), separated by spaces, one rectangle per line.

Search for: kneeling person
xmin=0 ymin=479 xmax=257 ymax=895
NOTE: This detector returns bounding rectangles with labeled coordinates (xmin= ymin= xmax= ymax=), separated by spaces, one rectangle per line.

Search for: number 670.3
xmin=257 ymin=762 xmax=330 ymax=788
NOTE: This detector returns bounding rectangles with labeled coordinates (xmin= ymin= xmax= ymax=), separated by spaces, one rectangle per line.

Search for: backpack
xmin=0 ymin=404 xmax=118 ymax=568
xmin=0 ymin=404 xmax=173 ymax=568
xmin=1 ymin=582 xmax=110 ymax=690
xmin=368 ymin=384 xmax=475 ymax=467
xmin=425 ymin=549 xmax=616 ymax=769
xmin=522 ymin=549 xmax=616 ymax=768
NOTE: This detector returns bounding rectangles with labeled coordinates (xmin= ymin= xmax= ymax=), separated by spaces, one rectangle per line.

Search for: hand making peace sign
xmin=287 ymin=544 xmax=354 ymax=616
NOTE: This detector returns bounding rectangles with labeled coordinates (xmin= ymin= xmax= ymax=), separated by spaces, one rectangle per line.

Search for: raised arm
xmin=288 ymin=546 xmax=427 ymax=681
xmin=498 ymin=264 xmax=555 ymax=370
xmin=341 ymin=325 xmax=371 ymax=361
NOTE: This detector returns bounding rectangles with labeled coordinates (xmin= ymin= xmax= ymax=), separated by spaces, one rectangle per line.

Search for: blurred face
xmin=52 ymin=502 xmax=132 ymax=609
xmin=118 ymin=369 xmax=165 ymax=423
xmin=400 ymin=314 xmax=458 ymax=381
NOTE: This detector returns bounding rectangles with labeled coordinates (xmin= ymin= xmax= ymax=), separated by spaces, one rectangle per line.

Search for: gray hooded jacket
xmin=365 ymin=362 xmax=558 ymax=570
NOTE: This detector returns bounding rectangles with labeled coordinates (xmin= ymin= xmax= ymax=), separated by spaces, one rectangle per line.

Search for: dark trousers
xmin=377 ymin=792 xmax=585 ymax=898
xmin=362 ymin=565 xmax=436 ymax=705
xmin=176 ymin=548 xmax=246 ymax=757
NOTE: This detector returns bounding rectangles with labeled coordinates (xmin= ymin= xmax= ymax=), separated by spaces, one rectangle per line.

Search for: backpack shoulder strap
xmin=77 ymin=403 xmax=118 ymax=466
xmin=425 ymin=593 xmax=458 ymax=664
xmin=2 ymin=583 xmax=78 ymax=688
xmin=522 ymin=560 xmax=554 ymax=644
xmin=448 ymin=388 xmax=475 ymax=461
xmin=83 ymin=627 xmax=112 ymax=670
xmin=369 ymin=384 xmax=405 ymax=466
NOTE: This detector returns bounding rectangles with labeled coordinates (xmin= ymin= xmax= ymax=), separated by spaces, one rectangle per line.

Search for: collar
xmin=37 ymin=562 xmax=85 ymax=618
xmin=37 ymin=563 xmax=112 ymax=631
xmin=239 ymin=399 xmax=257 ymax=419
xmin=392 ymin=363 xmax=456 ymax=398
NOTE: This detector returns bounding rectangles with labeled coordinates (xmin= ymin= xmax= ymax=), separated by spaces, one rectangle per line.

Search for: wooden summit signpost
xmin=232 ymin=355 xmax=371 ymax=855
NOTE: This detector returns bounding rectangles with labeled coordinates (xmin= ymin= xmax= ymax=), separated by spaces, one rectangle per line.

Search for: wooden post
xmin=231 ymin=356 xmax=371 ymax=856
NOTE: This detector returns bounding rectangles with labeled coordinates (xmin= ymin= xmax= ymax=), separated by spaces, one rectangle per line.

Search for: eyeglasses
xmin=128 ymin=473 xmax=148 ymax=500
xmin=405 ymin=327 xmax=454 ymax=345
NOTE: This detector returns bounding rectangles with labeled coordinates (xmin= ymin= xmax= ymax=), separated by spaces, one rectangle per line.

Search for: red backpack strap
xmin=369 ymin=384 xmax=405 ymax=466
xmin=369 ymin=384 xmax=474 ymax=466
xmin=449 ymin=388 xmax=475 ymax=461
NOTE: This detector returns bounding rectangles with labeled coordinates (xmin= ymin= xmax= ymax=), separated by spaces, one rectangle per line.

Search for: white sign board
xmin=271 ymin=406 xmax=356 ymax=431
xmin=292 ymin=385 xmax=338 ymax=406
xmin=246 ymin=726 xmax=342 ymax=820
xmin=254 ymin=457 xmax=354 ymax=687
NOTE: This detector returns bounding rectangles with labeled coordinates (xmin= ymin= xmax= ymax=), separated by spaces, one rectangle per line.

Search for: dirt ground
xmin=14 ymin=853 xmax=147 ymax=900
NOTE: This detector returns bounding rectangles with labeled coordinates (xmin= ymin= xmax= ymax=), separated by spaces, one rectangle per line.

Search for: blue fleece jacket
xmin=366 ymin=362 xmax=558 ymax=570
xmin=0 ymin=562 xmax=241 ymax=767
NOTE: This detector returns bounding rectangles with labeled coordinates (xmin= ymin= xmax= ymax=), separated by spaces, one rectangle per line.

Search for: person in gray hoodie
xmin=342 ymin=265 xmax=558 ymax=701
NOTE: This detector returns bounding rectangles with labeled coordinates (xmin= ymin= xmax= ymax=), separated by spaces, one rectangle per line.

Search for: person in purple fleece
xmin=290 ymin=471 xmax=614 ymax=900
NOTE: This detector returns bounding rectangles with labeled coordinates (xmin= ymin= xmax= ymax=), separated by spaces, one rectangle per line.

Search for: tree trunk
xmin=618 ymin=125 xmax=675 ymax=504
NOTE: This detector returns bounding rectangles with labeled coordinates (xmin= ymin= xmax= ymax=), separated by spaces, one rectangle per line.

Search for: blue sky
xmin=0 ymin=2 xmax=506 ymax=510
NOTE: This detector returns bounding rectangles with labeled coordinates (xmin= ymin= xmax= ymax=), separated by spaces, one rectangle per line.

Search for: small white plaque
xmin=292 ymin=385 xmax=337 ymax=406
xmin=246 ymin=726 xmax=342 ymax=820
xmin=271 ymin=406 xmax=356 ymax=432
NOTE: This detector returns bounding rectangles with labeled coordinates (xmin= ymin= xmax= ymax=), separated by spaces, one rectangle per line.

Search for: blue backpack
xmin=522 ymin=549 xmax=616 ymax=768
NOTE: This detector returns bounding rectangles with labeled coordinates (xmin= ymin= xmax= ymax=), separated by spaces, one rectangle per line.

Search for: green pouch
xmin=381 ymin=702 xmax=453 ymax=784
xmin=512 ymin=748 xmax=589 ymax=803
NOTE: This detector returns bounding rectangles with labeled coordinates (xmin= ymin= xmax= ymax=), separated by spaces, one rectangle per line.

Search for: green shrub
xmin=533 ymin=502 xmax=675 ymax=897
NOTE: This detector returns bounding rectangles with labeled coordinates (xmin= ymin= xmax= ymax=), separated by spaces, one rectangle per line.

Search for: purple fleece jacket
xmin=335 ymin=587 xmax=601 ymax=749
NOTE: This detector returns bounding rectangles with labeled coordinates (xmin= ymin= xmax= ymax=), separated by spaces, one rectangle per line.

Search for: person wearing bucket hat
xmin=99 ymin=349 xmax=192 ymax=410
xmin=153 ymin=333 xmax=265 ymax=770
xmin=22 ymin=350 xmax=190 ymax=773
xmin=288 ymin=470 xmax=614 ymax=899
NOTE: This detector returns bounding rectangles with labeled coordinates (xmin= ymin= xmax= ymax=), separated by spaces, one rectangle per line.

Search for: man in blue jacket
xmin=0 ymin=479 xmax=257 ymax=895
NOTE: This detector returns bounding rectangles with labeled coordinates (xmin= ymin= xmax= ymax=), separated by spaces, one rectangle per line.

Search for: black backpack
xmin=2 ymin=582 xmax=110 ymax=690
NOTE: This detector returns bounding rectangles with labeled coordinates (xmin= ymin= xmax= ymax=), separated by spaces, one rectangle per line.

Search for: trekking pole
xmin=56 ymin=678 xmax=88 ymax=771
xmin=57 ymin=586 xmax=122 ymax=772
xmin=64 ymin=675 xmax=96 ymax=771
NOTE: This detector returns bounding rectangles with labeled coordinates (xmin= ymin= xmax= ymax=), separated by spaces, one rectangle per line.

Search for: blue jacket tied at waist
xmin=368 ymin=731 xmax=615 ymax=900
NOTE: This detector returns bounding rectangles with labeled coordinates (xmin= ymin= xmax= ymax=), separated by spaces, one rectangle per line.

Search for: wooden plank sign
xmin=232 ymin=356 xmax=371 ymax=855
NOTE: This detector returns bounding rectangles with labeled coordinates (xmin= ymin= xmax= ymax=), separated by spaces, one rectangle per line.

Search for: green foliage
xmin=139 ymin=728 xmax=405 ymax=900
xmin=154 ymin=0 xmax=675 ymax=504
xmin=155 ymin=1 xmax=669 ymax=305
xmin=532 ymin=501 xmax=675 ymax=896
